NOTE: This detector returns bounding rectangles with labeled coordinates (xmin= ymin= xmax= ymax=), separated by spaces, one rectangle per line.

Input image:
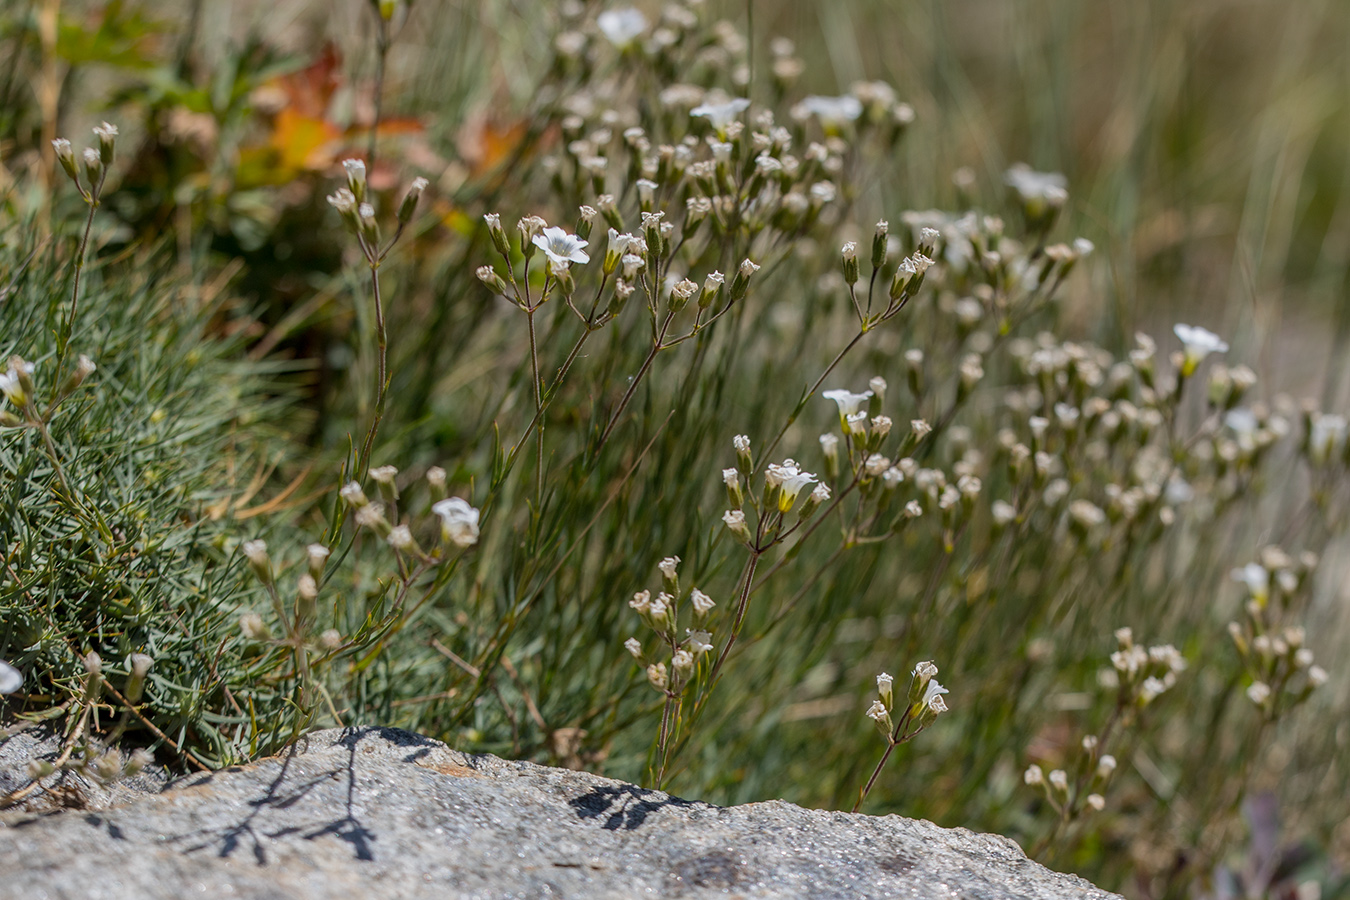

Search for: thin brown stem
xmin=527 ymin=307 xmax=544 ymax=502
xmin=356 ymin=262 xmax=388 ymax=479
xmin=54 ymin=185 xmax=101 ymax=383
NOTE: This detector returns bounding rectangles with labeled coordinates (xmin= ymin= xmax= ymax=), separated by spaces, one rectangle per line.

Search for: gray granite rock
xmin=0 ymin=726 xmax=1118 ymax=899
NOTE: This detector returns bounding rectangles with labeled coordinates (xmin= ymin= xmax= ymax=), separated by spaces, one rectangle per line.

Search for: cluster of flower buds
xmin=1101 ymin=627 xmax=1187 ymax=707
xmin=0 ymin=353 xmax=98 ymax=430
xmin=326 ymin=159 xmax=428 ymax=264
xmin=1023 ymin=732 xmax=1115 ymax=819
xmin=51 ymin=122 xmax=117 ymax=203
xmin=625 ymin=556 xmax=716 ymax=695
xmin=1227 ymin=548 xmax=1329 ymax=714
xmin=339 ymin=467 xmax=480 ymax=556
xmin=865 ymin=660 xmax=949 ymax=744
xmin=718 ymin=434 xmax=830 ymax=551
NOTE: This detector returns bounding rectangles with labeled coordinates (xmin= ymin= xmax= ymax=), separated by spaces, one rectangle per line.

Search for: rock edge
xmin=0 ymin=726 xmax=1119 ymax=900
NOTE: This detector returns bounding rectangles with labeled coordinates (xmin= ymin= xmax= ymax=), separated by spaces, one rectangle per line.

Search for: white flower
xmin=1086 ymin=794 xmax=1106 ymax=812
xmin=388 ymin=525 xmax=415 ymax=550
xmin=0 ymin=660 xmax=21 ymax=694
xmin=690 ymin=589 xmax=716 ymax=615
xmin=658 ymin=556 xmax=680 ymax=580
xmin=733 ymin=434 xmax=751 ymax=453
xmin=1139 ymin=676 xmax=1167 ymax=703
xmin=921 ymin=678 xmax=948 ymax=710
xmin=1048 ymin=769 xmax=1069 ymax=791
xmin=432 ymin=497 xmax=480 ymax=547
xmin=865 ymin=699 xmax=889 ymax=721
xmin=778 ymin=470 xmax=818 ymax=511
xmin=876 ymin=672 xmax=893 ymax=704
xmin=1308 ymin=666 xmax=1329 ymax=688
xmin=1230 ymin=562 xmax=1269 ymax=603
xmin=1247 ymin=681 xmax=1271 ymax=705
xmin=1005 ymin=164 xmax=1068 ymax=204
xmin=339 ymin=480 xmax=368 ymax=507
xmin=1097 ymin=755 xmax=1117 ymax=777
xmin=241 ymin=539 xmax=269 ymax=568
xmin=533 ymin=226 xmax=590 ymax=265
xmin=686 ymin=630 xmax=714 ymax=654
xmin=629 ymin=590 xmax=652 ymax=614
xmin=691 ymin=97 xmax=750 ymax=131
xmin=1173 ymin=324 xmax=1229 ymax=374
xmin=992 ymin=501 xmax=1016 ymax=526
xmin=1024 ymin=764 xmax=1044 ymax=786
xmin=624 ymin=637 xmax=642 ymax=658
xmin=597 ymin=7 xmax=647 ymax=46
xmin=822 ymin=388 xmax=873 ymax=417
xmin=672 ymin=650 xmax=694 ymax=674
xmin=1309 ymin=414 xmax=1348 ymax=465
xmin=796 ymin=94 xmax=864 ymax=126
xmin=647 ymin=662 xmax=668 ymax=690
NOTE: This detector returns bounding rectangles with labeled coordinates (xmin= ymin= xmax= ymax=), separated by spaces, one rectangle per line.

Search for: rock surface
xmin=0 ymin=726 xmax=1119 ymax=899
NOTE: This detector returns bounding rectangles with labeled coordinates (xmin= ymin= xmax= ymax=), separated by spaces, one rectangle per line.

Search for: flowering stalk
xmin=853 ymin=663 xmax=949 ymax=812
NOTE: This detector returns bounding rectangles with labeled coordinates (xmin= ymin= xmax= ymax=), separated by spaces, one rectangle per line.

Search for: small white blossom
xmin=597 ymin=7 xmax=647 ymax=46
xmin=1173 ymin=324 xmax=1229 ymax=373
xmin=624 ymin=637 xmax=643 ymax=658
xmin=691 ymin=97 xmax=751 ymax=130
xmin=796 ymin=94 xmax=864 ymax=126
xmin=690 ymin=589 xmax=716 ymax=615
xmin=1024 ymin=764 xmax=1044 ymax=786
xmin=1005 ymin=164 xmax=1068 ymax=204
xmin=0 ymin=660 xmax=21 ymax=694
xmin=432 ymin=497 xmax=481 ymax=547
xmin=1230 ymin=562 xmax=1269 ymax=602
xmin=822 ymin=388 xmax=873 ymax=417
xmin=658 ymin=556 xmax=680 ymax=580
xmin=685 ymin=630 xmax=714 ymax=654
xmin=533 ymin=226 xmax=590 ymax=266
xmin=1247 ymin=681 xmax=1271 ymax=705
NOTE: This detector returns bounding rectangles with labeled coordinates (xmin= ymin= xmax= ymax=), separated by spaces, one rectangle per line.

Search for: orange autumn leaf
xmin=271 ymin=108 xmax=343 ymax=172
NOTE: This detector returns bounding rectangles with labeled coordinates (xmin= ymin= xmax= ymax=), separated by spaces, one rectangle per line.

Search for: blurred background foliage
xmin=1 ymin=2 xmax=1349 ymax=898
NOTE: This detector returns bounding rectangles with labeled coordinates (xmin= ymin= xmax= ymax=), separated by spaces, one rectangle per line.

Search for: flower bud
xmin=397 ymin=176 xmax=428 ymax=225
xmin=841 ymin=241 xmax=860 ymax=285
xmin=871 ymin=220 xmax=889 ymax=269
xmin=484 ymin=213 xmax=511 ymax=257
xmin=729 ymin=258 xmax=759 ymax=303
xmin=876 ymin=672 xmax=894 ymax=708
xmin=93 ymin=122 xmax=118 ymax=167
xmin=52 ymin=138 xmax=80 ymax=184
xmin=343 ymin=158 xmax=368 ymax=203
xmin=241 ymin=539 xmax=272 ymax=585
xmin=125 ymin=654 xmax=153 ymax=704
xmin=306 ymin=543 xmax=331 ymax=579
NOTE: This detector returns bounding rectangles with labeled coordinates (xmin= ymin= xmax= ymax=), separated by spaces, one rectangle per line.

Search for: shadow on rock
xmin=569 ymin=783 xmax=694 ymax=831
